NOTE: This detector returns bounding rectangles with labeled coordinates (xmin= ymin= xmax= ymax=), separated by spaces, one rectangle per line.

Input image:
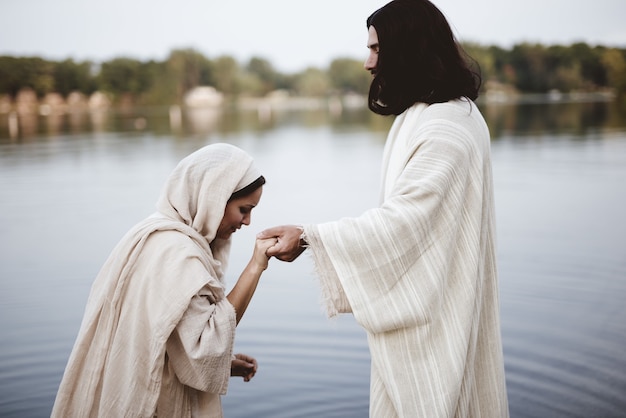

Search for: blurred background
xmin=1 ymin=1 xmax=625 ymax=417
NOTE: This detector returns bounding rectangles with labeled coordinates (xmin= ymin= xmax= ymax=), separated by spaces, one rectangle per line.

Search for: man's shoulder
xmin=423 ymin=99 xmax=477 ymax=117
xmin=420 ymin=100 xmax=487 ymax=132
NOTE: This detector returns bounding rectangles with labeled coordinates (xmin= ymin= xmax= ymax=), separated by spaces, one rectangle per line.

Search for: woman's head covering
xmin=156 ymin=143 xmax=261 ymax=242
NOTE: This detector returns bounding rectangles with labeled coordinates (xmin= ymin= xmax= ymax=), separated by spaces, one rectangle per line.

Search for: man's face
xmin=364 ymin=25 xmax=379 ymax=75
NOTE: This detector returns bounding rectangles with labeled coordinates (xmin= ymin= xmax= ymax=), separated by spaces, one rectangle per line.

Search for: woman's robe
xmin=52 ymin=143 xmax=259 ymax=417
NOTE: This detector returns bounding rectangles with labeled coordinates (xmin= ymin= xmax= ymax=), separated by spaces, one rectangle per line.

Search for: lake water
xmin=1 ymin=99 xmax=625 ymax=417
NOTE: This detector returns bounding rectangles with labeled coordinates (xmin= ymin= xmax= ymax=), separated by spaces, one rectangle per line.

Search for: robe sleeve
xmin=304 ymin=229 xmax=352 ymax=316
xmin=134 ymin=230 xmax=237 ymax=395
xmin=165 ymin=285 xmax=236 ymax=394
xmin=305 ymin=115 xmax=486 ymax=334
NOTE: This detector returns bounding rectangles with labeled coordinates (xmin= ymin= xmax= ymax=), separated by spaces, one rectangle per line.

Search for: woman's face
xmin=216 ymin=186 xmax=263 ymax=239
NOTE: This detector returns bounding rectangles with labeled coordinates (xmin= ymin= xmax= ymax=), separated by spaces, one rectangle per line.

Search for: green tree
xmin=139 ymin=60 xmax=175 ymax=105
xmin=213 ymin=55 xmax=241 ymax=96
xmin=509 ymin=43 xmax=550 ymax=92
xmin=166 ymin=49 xmax=214 ymax=101
xmin=0 ymin=56 xmax=54 ymax=97
xmin=543 ymin=45 xmax=583 ymax=91
xmin=98 ymin=57 xmax=150 ymax=98
xmin=484 ymin=46 xmax=515 ymax=86
xmin=602 ymin=48 xmax=626 ymax=98
xmin=0 ymin=56 xmax=25 ymax=97
xmin=293 ymin=67 xmax=330 ymax=97
xmin=3 ymin=42 xmax=625 ymax=104
xmin=237 ymin=72 xmax=265 ymax=96
xmin=245 ymin=57 xmax=286 ymax=95
xmin=327 ymin=58 xmax=371 ymax=94
xmin=53 ymin=59 xmax=97 ymax=96
xmin=571 ymin=43 xmax=607 ymax=88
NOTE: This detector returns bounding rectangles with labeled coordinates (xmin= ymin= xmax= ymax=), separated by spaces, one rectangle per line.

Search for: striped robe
xmin=304 ymin=100 xmax=509 ymax=417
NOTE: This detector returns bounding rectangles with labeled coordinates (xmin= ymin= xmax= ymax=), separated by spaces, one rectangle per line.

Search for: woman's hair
xmin=366 ymin=0 xmax=481 ymax=115
xmin=228 ymin=175 xmax=266 ymax=201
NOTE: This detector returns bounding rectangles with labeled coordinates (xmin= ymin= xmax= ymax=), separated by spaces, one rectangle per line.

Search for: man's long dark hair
xmin=367 ymin=0 xmax=481 ymax=116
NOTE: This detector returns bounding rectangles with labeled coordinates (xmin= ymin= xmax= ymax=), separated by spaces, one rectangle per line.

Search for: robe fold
xmin=304 ymin=100 xmax=509 ymax=417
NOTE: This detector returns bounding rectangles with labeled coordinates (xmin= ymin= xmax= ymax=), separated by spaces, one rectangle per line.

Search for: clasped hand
xmin=257 ymin=225 xmax=306 ymax=262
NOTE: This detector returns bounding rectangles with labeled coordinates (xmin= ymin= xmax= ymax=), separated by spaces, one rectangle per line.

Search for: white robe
xmin=304 ymin=100 xmax=509 ymax=417
xmin=52 ymin=143 xmax=260 ymax=418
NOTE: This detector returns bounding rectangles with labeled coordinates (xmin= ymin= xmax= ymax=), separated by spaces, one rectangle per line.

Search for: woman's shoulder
xmin=144 ymin=229 xmax=205 ymax=256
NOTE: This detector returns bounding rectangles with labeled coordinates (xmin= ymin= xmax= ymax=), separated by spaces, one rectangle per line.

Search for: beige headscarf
xmin=52 ymin=143 xmax=261 ymax=417
xmin=156 ymin=143 xmax=261 ymax=274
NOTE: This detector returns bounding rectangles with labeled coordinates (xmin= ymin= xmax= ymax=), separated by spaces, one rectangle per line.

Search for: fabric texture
xmin=304 ymin=100 xmax=509 ymax=417
xmin=52 ymin=143 xmax=258 ymax=418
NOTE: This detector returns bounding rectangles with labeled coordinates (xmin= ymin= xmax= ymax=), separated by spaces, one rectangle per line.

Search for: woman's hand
xmin=252 ymin=237 xmax=277 ymax=271
xmin=231 ymin=353 xmax=258 ymax=382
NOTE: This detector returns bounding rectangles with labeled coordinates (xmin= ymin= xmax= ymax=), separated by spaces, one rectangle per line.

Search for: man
xmin=259 ymin=0 xmax=509 ymax=416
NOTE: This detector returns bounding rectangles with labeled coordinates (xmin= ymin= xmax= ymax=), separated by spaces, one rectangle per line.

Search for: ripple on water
xmin=501 ymin=250 xmax=626 ymax=418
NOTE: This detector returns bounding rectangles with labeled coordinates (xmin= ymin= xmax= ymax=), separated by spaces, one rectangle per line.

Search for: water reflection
xmin=482 ymin=100 xmax=625 ymax=138
xmin=184 ymin=106 xmax=222 ymax=135
xmin=1 ymin=98 xmax=624 ymax=142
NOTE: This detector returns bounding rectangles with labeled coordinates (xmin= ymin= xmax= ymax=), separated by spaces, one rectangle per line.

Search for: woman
xmin=52 ymin=143 xmax=275 ymax=417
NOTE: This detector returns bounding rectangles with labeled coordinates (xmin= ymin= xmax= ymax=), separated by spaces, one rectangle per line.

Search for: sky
xmin=1 ymin=0 xmax=625 ymax=73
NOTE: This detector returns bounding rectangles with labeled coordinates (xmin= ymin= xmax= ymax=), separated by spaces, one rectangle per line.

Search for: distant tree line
xmin=0 ymin=42 xmax=625 ymax=106
xmin=464 ymin=42 xmax=626 ymax=97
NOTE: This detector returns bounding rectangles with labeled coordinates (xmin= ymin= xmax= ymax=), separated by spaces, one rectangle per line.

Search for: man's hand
xmin=231 ymin=353 xmax=258 ymax=382
xmin=257 ymin=225 xmax=306 ymax=262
